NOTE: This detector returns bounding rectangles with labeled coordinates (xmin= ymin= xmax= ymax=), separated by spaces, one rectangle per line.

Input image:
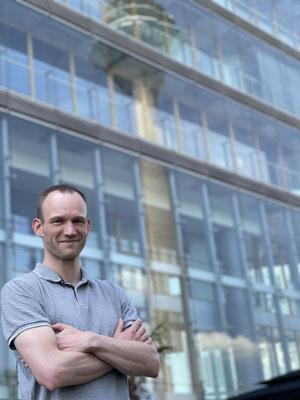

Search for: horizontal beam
xmin=1 ymin=88 xmax=300 ymax=208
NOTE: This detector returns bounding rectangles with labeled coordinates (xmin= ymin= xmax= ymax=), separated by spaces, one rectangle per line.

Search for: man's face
xmin=35 ymin=191 xmax=91 ymax=261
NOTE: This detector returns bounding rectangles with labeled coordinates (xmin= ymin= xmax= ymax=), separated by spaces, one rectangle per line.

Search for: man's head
xmin=37 ymin=184 xmax=87 ymax=223
xmin=33 ymin=184 xmax=90 ymax=262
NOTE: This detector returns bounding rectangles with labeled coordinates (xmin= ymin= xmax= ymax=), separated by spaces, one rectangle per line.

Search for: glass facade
xmin=1 ymin=1 xmax=300 ymax=400
xmin=55 ymin=0 xmax=300 ymax=117
xmin=212 ymin=0 xmax=300 ymax=50
xmin=1 ymin=0 xmax=300 ymax=195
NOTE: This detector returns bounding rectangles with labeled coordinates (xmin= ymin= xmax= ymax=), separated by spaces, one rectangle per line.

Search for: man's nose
xmin=63 ymin=221 xmax=76 ymax=236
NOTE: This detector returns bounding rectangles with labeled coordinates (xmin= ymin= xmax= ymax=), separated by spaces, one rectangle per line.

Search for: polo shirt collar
xmin=33 ymin=263 xmax=91 ymax=284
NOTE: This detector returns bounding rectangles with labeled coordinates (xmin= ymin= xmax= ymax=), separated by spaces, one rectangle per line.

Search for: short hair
xmin=37 ymin=184 xmax=87 ymax=222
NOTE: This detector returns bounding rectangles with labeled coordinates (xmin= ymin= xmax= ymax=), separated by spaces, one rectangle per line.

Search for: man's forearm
xmin=14 ymin=326 xmax=113 ymax=392
xmin=88 ymin=335 xmax=159 ymax=378
xmin=55 ymin=320 xmax=160 ymax=379
xmin=54 ymin=350 xmax=113 ymax=388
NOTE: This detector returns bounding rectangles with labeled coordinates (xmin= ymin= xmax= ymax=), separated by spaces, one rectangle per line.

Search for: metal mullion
xmin=50 ymin=133 xmax=59 ymax=185
xmin=168 ymin=169 xmax=204 ymax=399
xmin=231 ymin=191 xmax=264 ymax=377
xmin=259 ymin=200 xmax=291 ymax=371
xmin=132 ymin=158 xmax=152 ymax=325
xmin=94 ymin=146 xmax=110 ymax=280
xmin=200 ymin=182 xmax=227 ymax=331
xmin=284 ymin=209 xmax=300 ymax=289
xmin=1 ymin=117 xmax=13 ymax=283
xmin=27 ymin=32 xmax=35 ymax=98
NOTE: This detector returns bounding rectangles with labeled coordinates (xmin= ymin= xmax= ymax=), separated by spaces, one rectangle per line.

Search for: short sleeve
xmin=1 ymin=279 xmax=51 ymax=350
xmin=118 ymin=286 xmax=139 ymax=329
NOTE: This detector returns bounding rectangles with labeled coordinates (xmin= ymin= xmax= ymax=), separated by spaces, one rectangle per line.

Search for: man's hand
xmin=113 ymin=319 xmax=152 ymax=345
xmin=53 ymin=319 xmax=152 ymax=353
xmin=52 ymin=319 xmax=159 ymax=377
xmin=53 ymin=323 xmax=94 ymax=353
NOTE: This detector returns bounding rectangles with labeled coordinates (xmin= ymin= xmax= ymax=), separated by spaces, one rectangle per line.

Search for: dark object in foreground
xmin=227 ymin=370 xmax=300 ymax=400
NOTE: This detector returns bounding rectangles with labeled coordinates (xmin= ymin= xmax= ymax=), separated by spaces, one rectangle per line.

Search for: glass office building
xmin=1 ymin=0 xmax=300 ymax=398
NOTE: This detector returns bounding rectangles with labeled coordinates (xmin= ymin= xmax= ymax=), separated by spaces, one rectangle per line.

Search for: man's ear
xmin=86 ymin=218 xmax=91 ymax=236
xmin=32 ymin=218 xmax=44 ymax=237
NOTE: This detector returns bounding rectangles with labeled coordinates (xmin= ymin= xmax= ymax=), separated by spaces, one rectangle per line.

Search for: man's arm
xmin=14 ymin=325 xmax=113 ymax=391
xmin=55 ymin=319 xmax=160 ymax=378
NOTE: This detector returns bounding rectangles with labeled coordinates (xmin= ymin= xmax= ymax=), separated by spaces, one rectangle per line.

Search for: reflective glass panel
xmin=206 ymin=99 xmax=234 ymax=170
xmin=12 ymin=246 xmax=42 ymax=277
xmin=265 ymin=202 xmax=294 ymax=290
xmin=101 ymin=147 xmax=141 ymax=256
xmin=238 ymin=193 xmax=271 ymax=285
xmin=0 ymin=21 xmax=29 ymax=95
xmin=208 ymin=182 xmax=243 ymax=276
xmin=57 ymin=134 xmax=100 ymax=248
xmin=74 ymin=54 xmax=111 ymax=125
xmin=224 ymin=287 xmax=260 ymax=391
xmin=9 ymin=117 xmax=52 ymax=234
xmin=33 ymin=37 xmax=73 ymax=111
xmin=81 ymin=258 xmax=103 ymax=279
xmin=155 ymin=309 xmax=192 ymax=394
xmin=141 ymin=161 xmax=178 ymax=264
xmin=175 ymin=172 xmax=211 ymax=271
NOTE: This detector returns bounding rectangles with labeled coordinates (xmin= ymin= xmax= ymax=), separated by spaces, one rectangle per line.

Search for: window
xmin=33 ymin=37 xmax=72 ymax=111
xmin=0 ymin=22 xmax=29 ymax=95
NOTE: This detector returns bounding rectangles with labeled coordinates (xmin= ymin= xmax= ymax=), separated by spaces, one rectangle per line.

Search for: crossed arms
xmin=14 ymin=318 xmax=160 ymax=391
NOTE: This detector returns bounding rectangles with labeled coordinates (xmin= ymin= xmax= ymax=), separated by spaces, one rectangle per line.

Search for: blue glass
xmin=152 ymin=91 xmax=177 ymax=150
xmin=13 ymin=246 xmax=42 ymax=276
xmin=214 ymin=21 xmax=244 ymax=91
xmin=194 ymin=13 xmax=221 ymax=80
xmin=9 ymin=116 xmax=52 ymax=235
xmin=175 ymin=172 xmax=211 ymax=271
xmin=238 ymin=193 xmax=271 ymax=285
xmin=75 ymin=55 xmax=111 ymax=125
xmin=33 ymin=37 xmax=72 ymax=111
xmin=265 ymin=202 xmax=295 ymax=290
xmin=258 ymin=122 xmax=285 ymax=188
xmin=57 ymin=134 xmax=100 ymax=249
xmin=275 ymin=1 xmax=296 ymax=48
xmin=206 ymin=99 xmax=234 ymax=170
xmin=113 ymin=75 xmax=136 ymax=134
xmin=69 ymin=0 xmax=102 ymax=19
xmin=101 ymin=147 xmax=141 ymax=256
xmin=208 ymin=182 xmax=243 ymax=276
xmin=226 ymin=103 xmax=260 ymax=179
xmin=234 ymin=0 xmax=256 ymax=23
xmin=291 ymin=210 xmax=300 ymax=274
xmin=0 ymin=22 xmax=29 ymax=95
xmin=179 ymin=102 xmax=206 ymax=160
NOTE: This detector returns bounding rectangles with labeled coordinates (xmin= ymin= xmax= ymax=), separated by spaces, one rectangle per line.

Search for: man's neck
xmin=42 ymin=256 xmax=81 ymax=286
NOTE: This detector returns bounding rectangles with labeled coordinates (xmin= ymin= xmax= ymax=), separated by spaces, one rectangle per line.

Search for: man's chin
xmin=60 ymin=251 xmax=82 ymax=260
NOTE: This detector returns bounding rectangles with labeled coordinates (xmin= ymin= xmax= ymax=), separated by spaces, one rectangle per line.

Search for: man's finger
xmin=130 ymin=319 xmax=142 ymax=333
xmin=135 ymin=325 xmax=147 ymax=340
xmin=138 ymin=331 xmax=150 ymax=343
xmin=52 ymin=323 xmax=66 ymax=332
xmin=114 ymin=318 xmax=124 ymax=335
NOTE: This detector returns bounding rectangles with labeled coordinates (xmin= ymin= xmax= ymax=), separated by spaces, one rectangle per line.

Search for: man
xmin=1 ymin=184 xmax=159 ymax=399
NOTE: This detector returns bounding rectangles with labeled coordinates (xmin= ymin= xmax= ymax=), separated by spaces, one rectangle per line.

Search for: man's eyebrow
xmin=49 ymin=215 xmax=64 ymax=221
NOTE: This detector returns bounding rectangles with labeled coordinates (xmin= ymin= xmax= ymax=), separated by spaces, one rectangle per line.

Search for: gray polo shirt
xmin=1 ymin=263 xmax=138 ymax=400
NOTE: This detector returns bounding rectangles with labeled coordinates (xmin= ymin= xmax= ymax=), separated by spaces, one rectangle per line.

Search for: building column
xmin=50 ymin=133 xmax=59 ymax=185
xmin=200 ymin=182 xmax=227 ymax=331
xmin=284 ymin=209 xmax=300 ymax=289
xmin=259 ymin=200 xmax=291 ymax=371
xmin=168 ymin=169 xmax=204 ymax=400
xmin=0 ymin=117 xmax=16 ymax=375
xmin=94 ymin=147 xmax=110 ymax=280
xmin=231 ymin=192 xmax=264 ymax=377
